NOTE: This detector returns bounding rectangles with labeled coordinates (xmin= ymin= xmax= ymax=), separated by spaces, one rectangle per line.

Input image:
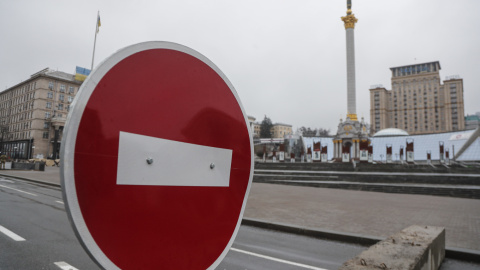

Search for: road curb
xmin=0 ymin=173 xmax=61 ymax=188
xmin=241 ymin=217 xmax=480 ymax=263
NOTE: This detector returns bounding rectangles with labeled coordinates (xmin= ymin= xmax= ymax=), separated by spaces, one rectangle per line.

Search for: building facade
xmin=0 ymin=68 xmax=82 ymax=159
xmin=271 ymin=123 xmax=293 ymax=138
xmin=370 ymin=61 xmax=465 ymax=135
xmin=250 ymin=120 xmax=292 ymax=139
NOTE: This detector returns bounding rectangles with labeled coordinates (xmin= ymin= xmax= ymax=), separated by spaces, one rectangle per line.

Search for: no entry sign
xmin=61 ymin=42 xmax=253 ymax=269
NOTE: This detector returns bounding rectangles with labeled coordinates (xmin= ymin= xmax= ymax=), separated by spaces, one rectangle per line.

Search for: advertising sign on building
xmin=321 ymin=145 xmax=328 ymax=162
xmin=312 ymin=142 xmax=321 ymax=162
xmin=445 ymin=148 xmax=450 ymax=165
xmin=439 ymin=142 xmax=445 ymax=163
xmin=386 ymin=145 xmax=393 ymax=163
xmin=279 ymin=144 xmax=285 ymax=162
xmin=307 ymin=147 xmax=312 ymax=163
xmin=406 ymin=139 xmax=414 ymax=163
xmin=359 ymin=140 xmax=368 ymax=162
xmin=449 ymin=133 xmax=471 ymax=141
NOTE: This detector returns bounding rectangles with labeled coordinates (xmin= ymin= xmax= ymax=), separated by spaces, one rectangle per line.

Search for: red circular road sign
xmin=61 ymin=42 xmax=253 ymax=269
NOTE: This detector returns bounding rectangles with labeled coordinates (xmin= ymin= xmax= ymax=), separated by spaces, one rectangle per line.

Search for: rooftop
xmin=390 ymin=61 xmax=441 ymax=70
xmin=373 ymin=128 xmax=409 ymax=137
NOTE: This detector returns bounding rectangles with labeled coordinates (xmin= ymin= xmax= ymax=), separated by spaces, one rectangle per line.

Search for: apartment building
xmin=369 ymin=61 xmax=465 ymax=135
xmin=0 ymin=68 xmax=82 ymax=159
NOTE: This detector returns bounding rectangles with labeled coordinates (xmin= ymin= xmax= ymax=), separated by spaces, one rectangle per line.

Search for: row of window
xmin=0 ymin=92 xmax=36 ymax=110
xmin=0 ymin=82 xmax=37 ymax=102
xmin=45 ymin=102 xmax=71 ymax=111
xmin=0 ymin=110 xmax=35 ymax=128
xmin=44 ymin=111 xmax=67 ymax=119
xmin=7 ymin=120 xmax=32 ymax=133
xmin=49 ymin=82 xmax=76 ymax=94
xmin=7 ymin=131 xmax=32 ymax=141
xmin=47 ymin=92 xmax=74 ymax=103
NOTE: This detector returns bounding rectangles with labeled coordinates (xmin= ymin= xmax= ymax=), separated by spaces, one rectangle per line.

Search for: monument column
xmin=334 ymin=0 xmax=368 ymax=162
xmin=341 ymin=0 xmax=358 ymax=121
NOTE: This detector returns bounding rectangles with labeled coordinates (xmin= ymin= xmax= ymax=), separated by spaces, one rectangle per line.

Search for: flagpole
xmin=91 ymin=11 xmax=99 ymax=71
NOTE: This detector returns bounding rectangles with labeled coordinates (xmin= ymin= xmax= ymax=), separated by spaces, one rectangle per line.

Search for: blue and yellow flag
xmin=75 ymin=66 xmax=91 ymax=81
xmin=97 ymin=13 xmax=101 ymax=33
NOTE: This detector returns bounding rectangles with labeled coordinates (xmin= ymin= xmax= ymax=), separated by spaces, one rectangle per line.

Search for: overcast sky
xmin=1 ymin=0 xmax=479 ymax=133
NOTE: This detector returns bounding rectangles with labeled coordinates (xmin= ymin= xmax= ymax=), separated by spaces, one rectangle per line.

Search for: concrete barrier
xmin=10 ymin=162 xmax=45 ymax=171
xmin=339 ymin=225 xmax=445 ymax=270
xmin=12 ymin=162 xmax=35 ymax=170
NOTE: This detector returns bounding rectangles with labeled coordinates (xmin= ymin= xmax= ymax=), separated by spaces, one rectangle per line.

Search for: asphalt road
xmin=0 ymin=177 xmax=478 ymax=270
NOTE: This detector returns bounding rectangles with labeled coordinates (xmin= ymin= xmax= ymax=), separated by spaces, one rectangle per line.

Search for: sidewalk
xmin=1 ymin=167 xmax=479 ymax=252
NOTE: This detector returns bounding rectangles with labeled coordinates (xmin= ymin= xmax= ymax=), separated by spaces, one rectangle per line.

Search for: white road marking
xmin=0 ymin=179 xmax=14 ymax=183
xmin=231 ymin=248 xmax=328 ymax=270
xmin=0 ymin=225 xmax=26 ymax=241
xmin=116 ymin=131 xmax=233 ymax=186
xmin=0 ymin=184 xmax=37 ymax=196
xmin=54 ymin=261 xmax=79 ymax=270
xmin=56 ymin=200 xmax=64 ymax=204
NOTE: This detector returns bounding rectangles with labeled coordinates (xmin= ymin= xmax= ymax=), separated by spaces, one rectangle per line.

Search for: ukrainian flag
xmin=97 ymin=13 xmax=101 ymax=33
xmin=75 ymin=66 xmax=91 ymax=81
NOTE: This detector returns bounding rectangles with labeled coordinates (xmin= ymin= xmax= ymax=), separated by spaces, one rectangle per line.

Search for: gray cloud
xmin=1 ymin=0 xmax=479 ymax=132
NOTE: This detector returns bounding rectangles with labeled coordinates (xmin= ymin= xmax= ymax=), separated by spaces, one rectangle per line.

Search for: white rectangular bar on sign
xmin=116 ymin=131 xmax=232 ymax=186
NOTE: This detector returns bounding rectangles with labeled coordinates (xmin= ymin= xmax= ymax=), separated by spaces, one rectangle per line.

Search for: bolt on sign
xmin=61 ymin=42 xmax=253 ymax=270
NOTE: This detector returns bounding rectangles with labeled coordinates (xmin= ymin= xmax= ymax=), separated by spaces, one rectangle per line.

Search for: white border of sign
xmin=60 ymin=41 xmax=254 ymax=270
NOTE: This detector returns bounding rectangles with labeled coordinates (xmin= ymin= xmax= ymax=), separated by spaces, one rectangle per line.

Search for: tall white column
xmin=341 ymin=3 xmax=358 ymax=120
xmin=346 ymin=28 xmax=356 ymax=116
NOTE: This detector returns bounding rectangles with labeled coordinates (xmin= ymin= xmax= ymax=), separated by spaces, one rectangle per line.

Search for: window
xmin=69 ymin=86 xmax=74 ymax=94
xmin=68 ymin=96 xmax=74 ymax=102
xmin=59 ymin=94 xmax=64 ymax=101
xmin=43 ymin=132 xmax=49 ymax=139
xmin=44 ymin=122 xmax=49 ymax=129
xmin=48 ymin=82 xmax=54 ymax=90
xmin=45 ymin=112 xmax=51 ymax=118
xmin=58 ymin=104 xmax=63 ymax=110
xmin=46 ymin=102 xmax=52 ymax=109
xmin=60 ymin=85 xmax=66 ymax=93
xmin=48 ymin=92 xmax=53 ymax=99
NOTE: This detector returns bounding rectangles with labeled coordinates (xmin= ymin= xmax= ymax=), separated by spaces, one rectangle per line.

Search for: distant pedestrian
xmin=0 ymin=153 xmax=6 ymax=170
